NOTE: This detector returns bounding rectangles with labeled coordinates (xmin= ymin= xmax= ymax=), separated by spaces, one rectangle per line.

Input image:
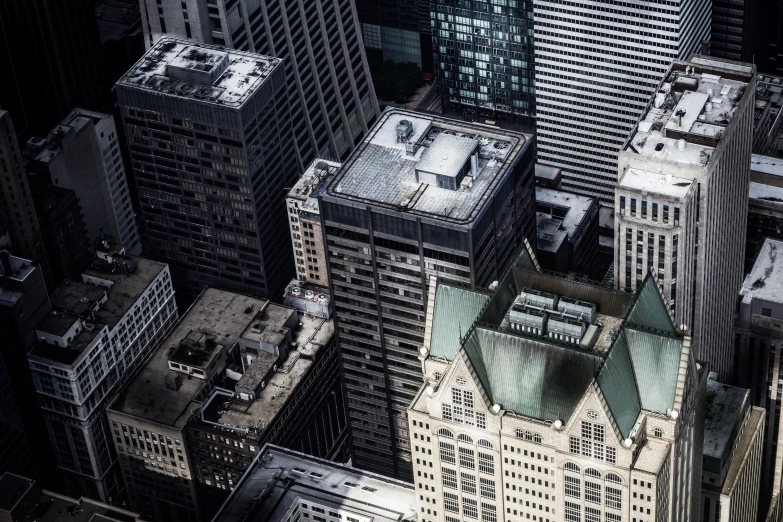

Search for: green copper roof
xmin=430 ymin=284 xmax=490 ymax=360
xmin=625 ymin=277 xmax=677 ymax=336
xmin=462 ymin=328 xmax=602 ymax=422
xmin=598 ymin=332 xmax=642 ymax=438
xmin=625 ymin=328 xmax=682 ymax=414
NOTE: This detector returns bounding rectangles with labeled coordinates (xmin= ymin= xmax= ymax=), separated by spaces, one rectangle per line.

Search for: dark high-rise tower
xmin=116 ymin=38 xmax=299 ymax=305
xmin=0 ymin=0 xmax=110 ymax=139
xmin=136 ymin=0 xmax=379 ymax=169
xmin=321 ymin=109 xmax=536 ymax=480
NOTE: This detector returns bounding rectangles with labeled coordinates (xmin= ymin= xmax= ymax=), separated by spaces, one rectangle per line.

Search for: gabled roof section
xmin=462 ymin=328 xmax=602 ymax=422
xmin=430 ymin=283 xmax=491 ymax=360
xmin=624 ymin=276 xmax=677 ymax=336
xmin=598 ymin=332 xmax=642 ymax=438
xmin=625 ymin=328 xmax=683 ymax=414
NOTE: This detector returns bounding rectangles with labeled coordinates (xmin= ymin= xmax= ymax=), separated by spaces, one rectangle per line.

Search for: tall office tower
xmin=0 ymin=0 xmax=109 ymax=139
xmin=0 ymin=252 xmax=58 ymax=485
xmin=357 ymin=0 xmax=430 ymax=68
xmin=27 ymin=242 xmax=177 ymax=501
xmin=410 ymin=258 xmax=707 ymax=522
xmin=116 ymin=39 xmax=298 ymax=305
xmin=614 ymin=57 xmax=756 ymax=381
xmin=431 ymin=0 xmax=534 ymax=121
xmin=137 ymin=0 xmax=379 ymax=168
xmin=0 ymin=110 xmax=52 ymax=288
xmin=107 ymin=289 xmax=265 ymax=522
xmin=701 ymin=375 xmax=765 ymax=522
xmin=533 ymin=0 xmax=711 ymax=202
xmin=25 ymin=109 xmax=141 ymax=255
xmin=735 ymin=238 xmax=783 ymax=512
xmin=287 ymin=160 xmax=340 ymax=287
xmin=27 ymin=182 xmax=93 ymax=285
xmin=710 ymin=0 xmax=764 ymax=63
xmin=320 ymin=109 xmax=536 ymax=480
xmin=762 ymin=0 xmax=783 ymax=74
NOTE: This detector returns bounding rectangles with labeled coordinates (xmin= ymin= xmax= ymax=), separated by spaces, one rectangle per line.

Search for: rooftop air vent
xmin=396 ymin=120 xmax=413 ymax=142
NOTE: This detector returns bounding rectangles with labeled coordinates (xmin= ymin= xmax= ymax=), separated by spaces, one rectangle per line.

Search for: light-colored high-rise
xmin=614 ymin=56 xmax=756 ymax=381
xmin=25 ymin=109 xmax=141 ymax=254
xmin=137 ymin=0 xmax=379 ymax=168
xmin=409 ymin=255 xmax=707 ymax=522
xmin=533 ymin=0 xmax=711 ymax=202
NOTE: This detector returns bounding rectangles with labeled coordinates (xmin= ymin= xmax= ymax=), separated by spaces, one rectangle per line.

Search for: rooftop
xmin=212 ymin=445 xmax=416 ymax=522
xmin=110 ymin=289 xmax=268 ymax=428
xmin=535 ymin=163 xmax=561 ymax=181
xmin=625 ymin=56 xmax=753 ymax=168
xmin=703 ymin=378 xmax=748 ymax=460
xmin=200 ymin=309 xmax=335 ymax=434
xmin=325 ymin=109 xmax=531 ymax=225
xmin=740 ymin=239 xmax=783 ymax=303
xmin=117 ymin=37 xmax=282 ymax=108
xmin=535 ymin=187 xmax=595 ymax=249
xmin=288 ymin=159 xmax=341 ymax=216
xmin=0 ymin=252 xmax=36 ymax=308
xmin=618 ymin=168 xmax=694 ymax=199
xmin=633 ymin=440 xmax=671 ymax=474
xmin=84 ymin=257 xmax=167 ymax=328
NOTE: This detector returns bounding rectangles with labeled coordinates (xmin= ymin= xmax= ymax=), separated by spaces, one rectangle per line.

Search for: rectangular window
xmin=452 ymin=388 xmax=463 ymax=405
xmin=581 ymin=439 xmax=592 ymax=457
xmin=480 ymin=478 xmax=496 ymax=499
xmin=620 ymin=196 xmax=626 ymax=215
xmin=606 ymin=446 xmax=616 ymax=464
xmin=593 ymin=424 xmax=604 ymax=443
xmin=565 ymin=501 xmax=581 ymax=522
xmin=570 ymin=437 xmax=580 ymax=454
xmin=581 ymin=421 xmax=592 ymax=439
xmin=663 ymin=205 xmax=669 ymax=223
xmin=606 ymin=487 xmax=622 ymax=509
xmin=652 ymin=202 xmax=658 ymax=220
xmin=443 ymin=467 xmax=457 ymax=489
xmin=444 ymin=492 xmax=459 ymax=513
xmin=763 ymin=308 xmax=772 ymax=317
xmin=481 ymin=503 xmax=497 ymax=522
xmin=593 ymin=443 xmax=605 ymax=461
xmin=478 ymin=452 xmax=494 ymax=475
xmin=443 ymin=404 xmax=453 ymax=421
xmin=461 ymin=472 xmax=476 ymax=494
xmin=585 ymin=482 xmax=601 ymax=504
xmin=586 ymin=507 xmax=601 ymax=522
xmin=674 ymin=207 xmax=680 ymax=226
xmin=641 ymin=200 xmax=647 ymax=218
xmin=463 ymin=390 xmax=474 ymax=408
xmin=460 ymin=447 xmax=475 ymax=469
xmin=631 ymin=199 xmax=637 ymax=216
xmin=565 ymin=475 xmax=580 ymax=498
xmin=464 ymin=498 xmax=478 ymax=519
xmin=440 ymin=442 xmax=456 ymax=464
xmin=476 ymin=412 xmax=487 ymax=429
xmin=606 ymin=512 xmax=622 ymax=522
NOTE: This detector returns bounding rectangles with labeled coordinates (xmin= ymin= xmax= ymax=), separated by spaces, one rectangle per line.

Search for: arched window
xmin=533 ymin=433 xmax=542 ymax=444
xmin=606 ymin=473 xmax=622 ymax=484
xmin=654 ymin=427 xmax=664 ymax=438
xmin=477 ymin=439 xmax=493 ymax=450
xmin=438 ymin=428 xmax=454 ymax=439
xmin=458 ymin=434 xmax=474 ymax=444
xmin=434 ymin=371 xmax=442 ymax=380
xmin=585 ymin=468 xmax=601 ymax=479
xmin=524 ymin=431 xmax=533 ymax=441
xmin=564 ymin=462 xmax=581 ymax=473
xmin=515 ymin=428 xmax=525 ymax=439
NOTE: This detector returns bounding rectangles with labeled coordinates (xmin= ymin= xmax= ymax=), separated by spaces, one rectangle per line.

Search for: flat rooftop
xmin=50 ymin=281 xmax=105 ymax=317
xmin=535 ymin=163 xmax=561 ymax=181
xmin=633 ymin=440 xmax=671 ymax=474
xmin=0 ymin=253 xmax=37 ymax=308
xmin=751 ymin=154 xmax=783 ymax=177
xmin=626 ymin=56 xmax=753 ymax=168
xmin=117 ymin=37 xmax=282 ymax=108
xmin=213 ymin=445 xmax=416 ymax=522
xmin=325 ymin=109 xmax=531 ymax=225
xmin=703 ymin=378 xmax=748 ymax=460
xmin=110 ymin=289 xmax=268 ymax=428
xmin=202 ymin=311 xmax=335 ymax=434
xmin=740 ymin=239 xmax=783 ymax=303
xmin=619 ymin=167 xmax=694 ymax=199
xmin=536 ymin=187 xmax=595 ymax=240
xmin=84 ymin=257 xmax=167 ymax=328
xmin=288 ymin=159 xmax=341 ymax=216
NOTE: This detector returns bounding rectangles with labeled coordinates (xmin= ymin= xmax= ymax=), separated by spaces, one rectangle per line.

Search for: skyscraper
xmin=320 ymin=109 xmax=536 ymax=480
xmin=116 ymin=38 xmax=299 ymax=304
xmin=614 ymin=56 xmax=756 ymax=382
xmin=24 ymin=109 xmax=141 ymax=255
xmin=710 ymin=0 xmax=765 ymax=64
xmin=0 ymin=0 xmax=110 ymax=139
xmin=357 ymin=0 xmax=430 ymax=68
xmin=0 ymin=109 xmax=52 ymax=288
xmin=137 ymin=0 xmax=379 ymax=168
xmin=534 ymin=0 xmax=711 ymax=201
xmin=431 ymin=0 xmax=534 ymax=121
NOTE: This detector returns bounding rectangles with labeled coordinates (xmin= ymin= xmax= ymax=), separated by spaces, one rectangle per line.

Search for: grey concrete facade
xmin=116 ymin=38 xmax=299 ymax=304
xmin=138 ymin=0 xmax=379 ymax=169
